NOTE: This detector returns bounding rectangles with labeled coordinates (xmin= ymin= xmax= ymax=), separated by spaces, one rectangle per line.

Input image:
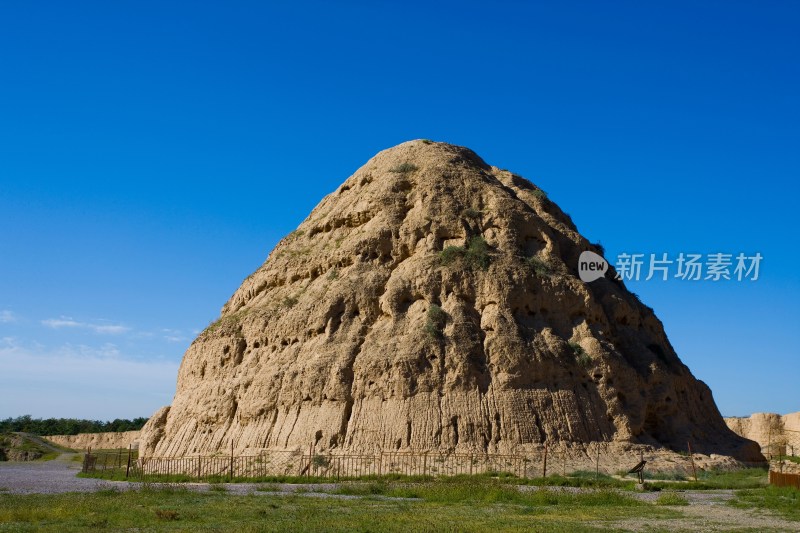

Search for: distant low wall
xmin=725 ymin=412 xmax=800 ymax=453
xmin=43 ymin=430 xmax=141 ymax=451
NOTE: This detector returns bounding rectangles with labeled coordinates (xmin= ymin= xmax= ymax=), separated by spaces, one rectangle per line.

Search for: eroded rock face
xmin=142 ymin=140 xmax=762 ymax=462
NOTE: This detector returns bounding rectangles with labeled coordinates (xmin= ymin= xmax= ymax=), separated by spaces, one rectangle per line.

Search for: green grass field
xmin=730 ymin=485 xmax=800 ymax=520
xmin=1 ymin=473 xmax=797 ymax=531
xmin=0 ymin=483 xmax=679 ymax=532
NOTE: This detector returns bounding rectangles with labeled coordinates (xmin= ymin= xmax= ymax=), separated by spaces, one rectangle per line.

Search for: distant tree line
xmin=0 ymin=415 xmax=148 ymax=435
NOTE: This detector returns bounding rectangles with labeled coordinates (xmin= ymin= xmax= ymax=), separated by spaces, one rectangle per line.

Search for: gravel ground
xmin=0 ymin=454 xmax=132 ymax=495
xmin=0 ymin=455 xmax=357 ymax=497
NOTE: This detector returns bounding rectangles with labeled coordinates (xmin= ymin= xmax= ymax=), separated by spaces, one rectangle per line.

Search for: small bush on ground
xmin=154 ymin=509 xmax=180 ymax=521
xmin=655 ymin=491 xmax=689 ymax=506
xmin=644 ymin=470 xmax=686 ymax=481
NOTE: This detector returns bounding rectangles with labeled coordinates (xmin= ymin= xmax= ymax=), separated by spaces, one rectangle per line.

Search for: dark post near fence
xmin=595 ymin=443 xmax=600 ymax=479
xmin=229 ymin=441 xmax=234 ymax=481
xmin=542 ymin=443 xmax=548 ymax=478
xmin=307 ymin=444 xmax=312 ymax=479
xmin=125 ymin=444 xmax=132 ymax=479
xmin=687 ymin=441 xmax=698 ymax=482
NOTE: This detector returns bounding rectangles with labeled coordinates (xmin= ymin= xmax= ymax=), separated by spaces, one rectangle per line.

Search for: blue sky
xmin=1 ymin=1 xmax=797 ymax=420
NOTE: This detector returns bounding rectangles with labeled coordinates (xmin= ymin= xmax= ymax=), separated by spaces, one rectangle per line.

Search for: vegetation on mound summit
xmin=527 ymin=256 xmax=554 ymax=277
xmin=569 ymin=342 xmax=592 ymax=368
xmin=204 ymin=308 xmax=252 ymax=335
xmin=461 ymin=207 xmax=482 ymax=219
xmin=389 ymin=162 xmax=418 ymax=174
xmin=439 ymin=235 xmax=491 ymax=271
xmin=424 ymin=304 xmax=447 ymax=340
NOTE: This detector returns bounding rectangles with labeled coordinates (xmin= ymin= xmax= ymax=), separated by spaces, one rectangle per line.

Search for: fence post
xmin=125 ymin=444 xmax=132 ymax=479
xmin=542 ymin=443 xmax=548 ymax=478
xmin=768 ymin=428 xmax=772 ymax=460
xmin=229 ymin=441 xmax=234 ymax=481
xmin=595 ymin=443 xmax=600 ymax=480
xmin=687 ymin=441 xmax=698 ymax=482
xmin=469 ymin=453 xmax=473 ymax=476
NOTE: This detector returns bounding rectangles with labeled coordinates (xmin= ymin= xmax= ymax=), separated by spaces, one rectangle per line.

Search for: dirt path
xmin=15 ymin=432 xmax=69 ymax=454
xmin=604 ymin=501 xmax=798 ymax=532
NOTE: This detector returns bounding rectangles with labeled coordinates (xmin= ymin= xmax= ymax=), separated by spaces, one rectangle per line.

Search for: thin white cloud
xmin=41 ymin=316 xmax=130 ymax=335
xmin=91 ymin=324 xmax=130 ymax=334
xmin=42 ymin=317 xmax=82 ymax=328
xmin=0 ymin=310 xmax=17 ymax=323
xmin=160 ymin=328 xmax=188 ymax=343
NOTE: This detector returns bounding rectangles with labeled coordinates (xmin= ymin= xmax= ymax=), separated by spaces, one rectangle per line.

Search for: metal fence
xmin=763 ymin=428 xmax=800 ymax=459
xmin=82 ymin=447 xmax=137 ymax=477
xmin=83 ymin=443 xmax=692 ymax=482
xmin=769 ymin=470 xmax=800 ymax=489
xmin=128 ymin=451 xmax=538 ymax=481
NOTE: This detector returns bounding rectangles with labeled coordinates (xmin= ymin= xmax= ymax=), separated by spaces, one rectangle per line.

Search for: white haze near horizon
xmin=0 ymin=337 xmax=177 ymax=421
